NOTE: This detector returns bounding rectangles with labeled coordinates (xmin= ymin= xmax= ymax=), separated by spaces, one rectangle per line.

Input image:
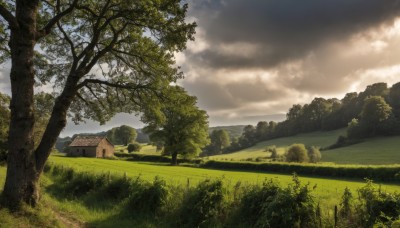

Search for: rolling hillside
xmin=209 ymin=129 xmax=345 ymax=161
xmin=209 ymin=129 xmax=400 ymax=165
xmin=323 ymin=136 xmax=400 ymax=165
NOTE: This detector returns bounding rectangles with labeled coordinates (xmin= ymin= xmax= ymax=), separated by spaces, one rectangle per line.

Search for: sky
xmin=2 ymin=0 xmax=400 ymax=136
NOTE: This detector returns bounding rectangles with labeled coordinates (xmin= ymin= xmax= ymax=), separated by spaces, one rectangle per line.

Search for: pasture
xmin=323 ymin=135 xmax=400 ymax=164
xmin=209 ymin=129 xmax=345 ymax=161
xmin=209 ymin=129 xmax=400 ymax=165
xmin=47 ymin=155 xmax=400 ymax=210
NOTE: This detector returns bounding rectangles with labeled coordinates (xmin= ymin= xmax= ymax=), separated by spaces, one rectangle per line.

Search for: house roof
xmin=69 ymin=136 xmax=112 ymax=147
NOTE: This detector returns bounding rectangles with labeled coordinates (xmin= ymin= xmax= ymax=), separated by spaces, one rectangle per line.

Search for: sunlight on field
xmin=46 ymin=156 xmax=400 ymax=212
xmin=114 ymin=144 xmax=159 ymax=155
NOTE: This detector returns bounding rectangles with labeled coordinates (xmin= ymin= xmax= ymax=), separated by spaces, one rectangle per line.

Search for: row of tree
xmin=220 ymin=82 xmax=400 ymax=153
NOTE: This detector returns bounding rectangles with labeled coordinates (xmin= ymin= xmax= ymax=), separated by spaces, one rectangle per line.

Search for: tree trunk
xmin=3 ymin=0 xmax=40 ymax=207
xmin=171 ymin=152 xmax=178 ymax=166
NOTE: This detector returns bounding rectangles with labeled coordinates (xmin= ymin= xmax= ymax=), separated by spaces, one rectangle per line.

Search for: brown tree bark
xmin=3 ymin=0 xmax=40 ymax=207
xmin=171 ymin=152 xmax=178 ymax=166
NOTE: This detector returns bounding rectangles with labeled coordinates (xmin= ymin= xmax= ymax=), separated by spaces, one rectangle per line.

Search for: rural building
xmin=68 ymin=136 xmax=114 ymax=158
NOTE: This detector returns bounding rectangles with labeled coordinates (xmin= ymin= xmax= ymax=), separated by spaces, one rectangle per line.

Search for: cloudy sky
xmin=2 ymin=0 xmax=400 ymax=136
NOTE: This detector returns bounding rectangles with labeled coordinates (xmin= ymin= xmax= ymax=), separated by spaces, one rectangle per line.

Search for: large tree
xmin=0 ymin=0 xmax=195 ymax=207
xmin=144 ymin=86 xmax=209 ymax=165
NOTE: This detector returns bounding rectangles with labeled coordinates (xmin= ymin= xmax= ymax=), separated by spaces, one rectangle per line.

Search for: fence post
xmin=334 ymin=205 xmax=338 ymax=228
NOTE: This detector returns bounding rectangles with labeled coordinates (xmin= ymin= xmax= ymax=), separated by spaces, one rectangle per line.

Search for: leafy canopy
xmin=144 ymin=86 xmax=210 ymax=161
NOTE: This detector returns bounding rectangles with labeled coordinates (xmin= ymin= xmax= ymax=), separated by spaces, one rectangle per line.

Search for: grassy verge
xmin=47 ymin=156 xmax=400 ymax=211
xmin=0 ymin=166 xmax=64 ymax=228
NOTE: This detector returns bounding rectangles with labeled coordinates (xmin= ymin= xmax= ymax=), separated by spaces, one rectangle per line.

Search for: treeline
xmin=207 ymin=82 xmax=400 ymax=154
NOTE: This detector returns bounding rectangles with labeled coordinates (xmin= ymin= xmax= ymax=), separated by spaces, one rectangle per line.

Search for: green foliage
xmin=127 ymin=143 xmax=142 ymax=153
xmin=177 ymin=179 xmax=225 ymax=227
xmin=339 ymin=187 xmax=353 ymax=218
xmin=235 ymin=174 xmax=319 ymax=228
xmin=127 ymin=177 xmax=168 ymax=216
xmin=286 ymin=144 xmax=309 ymax=163
xmin=207 ymin=129 xmax=231 ymax=155
xmin=360 ymin=96 xmax=393 ymax=136
xmin=307 ymin=146 xmax=321 ymax=163
xmin=33 ymin=92 xmax=55 ymax=149
xmin=107 ymin=125 xmax=137 ymax=146
xmin=338 ymin=180 xmax=400 ymax=227
xmin=144 ymin=86 xmax=210 ymax=164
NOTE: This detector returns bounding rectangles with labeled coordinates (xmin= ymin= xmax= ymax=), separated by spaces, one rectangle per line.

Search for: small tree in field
xmin=144 ymin=86 xmax=210 ymax=165
xmin=307 ymin=146 xmax=321 ymax=163
xmin=286 ymin=144 xmax=309 ymax=163
xmin=127 ymin=143 xmax=141 ymax=153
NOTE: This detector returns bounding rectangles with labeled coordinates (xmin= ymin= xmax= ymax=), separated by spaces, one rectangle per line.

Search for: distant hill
xmin=209 ymin=125 xmax=245 ymax=139
xmin=208 ymin=128 xmax=400 ymax=165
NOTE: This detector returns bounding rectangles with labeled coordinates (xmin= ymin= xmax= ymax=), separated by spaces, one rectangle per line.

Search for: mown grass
xmin=47 ymin=156 xmax=400 ymax=212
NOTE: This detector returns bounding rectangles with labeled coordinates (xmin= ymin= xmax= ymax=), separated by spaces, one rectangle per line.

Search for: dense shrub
xmin=338 ymin=180 xmax=400 ymax=227
xmin=286 ymin=144 xmax=309 ymax=163
xmin=177 ymin=179 xmax=225 ymax=227
xmin=234 ymin=174 xmax=319 ymax=228
xmin=127 ymin=177 xmax=168 ymax=216
xmin=127 ymin=143 xmax=142 ymax=153
xmin=307 ymin=146 xmax=321 ymax=163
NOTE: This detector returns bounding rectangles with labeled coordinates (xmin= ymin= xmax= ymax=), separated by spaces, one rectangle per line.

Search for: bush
xmin=307 ymin=146 xmax=321 ymax=163
xmin=177 ymin=179 xmax=225 ymax=227
xmin=286 ymin=144 xmax=309 ymax=163
xmin=338 ymin=180 xmax=400 ymax=227
xmin=127 ymin=143 xmax=142 ymax=153
xmin=235 ymin=174 xmax=319 ymax=227
xmin=127 ymin=176 xmax=168 ymax=216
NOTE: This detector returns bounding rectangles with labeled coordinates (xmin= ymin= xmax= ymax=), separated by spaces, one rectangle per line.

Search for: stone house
xmin=68 ymin=136 xmax=114 ymax=158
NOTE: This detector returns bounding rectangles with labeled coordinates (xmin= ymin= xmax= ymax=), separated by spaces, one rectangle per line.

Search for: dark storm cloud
xmin=182 ymin=79 xmax=238 ymax=110
xmin=188 ymin=0 xmax=400 ymax=69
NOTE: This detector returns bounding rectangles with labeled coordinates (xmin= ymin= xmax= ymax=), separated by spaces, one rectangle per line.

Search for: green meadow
xmin=47 ymin=156 xmax=399 ymax=209
xmin=209 ymin=129 xmax=400 ymax=165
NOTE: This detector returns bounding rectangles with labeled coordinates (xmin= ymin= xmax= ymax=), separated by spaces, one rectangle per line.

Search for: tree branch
xmin=78 ymin=79 xmax=148 ymax=90
xmin=56 ymin=21 xmax=77 ymax=60
xmin=0 ymin=4 xmax=18 ymax=30
xmin=36 ymin=0 xmax=78 ymax=40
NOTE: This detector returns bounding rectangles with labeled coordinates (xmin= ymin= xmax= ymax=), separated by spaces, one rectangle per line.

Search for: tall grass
xmin=41 ymin=163 xmax=400 ymax=227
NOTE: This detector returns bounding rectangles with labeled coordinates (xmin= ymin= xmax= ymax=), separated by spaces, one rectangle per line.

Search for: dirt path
xmin=52 ymin=209 xmax=85 ymax=228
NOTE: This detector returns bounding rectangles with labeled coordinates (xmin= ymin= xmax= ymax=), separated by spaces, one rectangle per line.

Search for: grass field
xmin=209 ymin=129 xmax=400 ymax=165
xmin=114 ymin=144 xmax=159 ymax=155
xmin=323 ymin=135 xmax=400 ymax=164
xmin=47 ymin=156 xmax=399 ymax=210
xmin=210 ymin=129 xmax=345 ymax=161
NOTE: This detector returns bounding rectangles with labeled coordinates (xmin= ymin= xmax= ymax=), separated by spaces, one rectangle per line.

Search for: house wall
xmin=96 ymin=139 xmax=114 ymax=158
xmin=68 ymin=147 xmax=97 ymax=157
